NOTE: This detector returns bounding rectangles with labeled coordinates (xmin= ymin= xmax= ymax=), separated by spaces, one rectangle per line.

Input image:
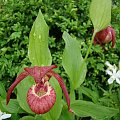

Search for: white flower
xmin=119 ymin=61 xmax=120 ymax=69
xmin=105 ymin=61 xmax=120 ymax=84
xmin=105 ymin=61 xmax=116 ymax=70
xmin=0 ymin=111 xmax=11 ymax=120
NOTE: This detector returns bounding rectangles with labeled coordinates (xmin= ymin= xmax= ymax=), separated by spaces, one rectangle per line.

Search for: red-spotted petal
xmin=27 ymin=83 xmax=56 ymax=114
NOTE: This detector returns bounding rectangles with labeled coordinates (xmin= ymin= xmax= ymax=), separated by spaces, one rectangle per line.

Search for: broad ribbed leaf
xmin=1 ymin=99 xmax=24 ymax=113
xmin=16 ymin=76 xmax=35 ymax=114
xmin=0 ymin=81 xmax=6 ymax=98
xmin=71 ymin=100 xmax=119 ymax=119
xmin=19 ymin=116 xmax=35 ymax=120
xmin=28 ymin=10 xmax=52 ymax=66
xmin=79 ymin=86 xmax=99 ymax=103
xmin=90 ymin=0 xmax=111 ymax=32
xmin=62 ymin=32 xmax=87 ymax=89
xmin=59 ymin=106 xmax=73 ymax=120
xmin=0 ymin=96 xmax=5 ymax=111
xmin=35 ymin=115 xmax=44 ymax=120
xmin=43 ymin=77 xmax=62 ymax=120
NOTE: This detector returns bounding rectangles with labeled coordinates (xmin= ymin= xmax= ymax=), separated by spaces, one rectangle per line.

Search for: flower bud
xmin=94 ymin=26 xmax=116 ymax=48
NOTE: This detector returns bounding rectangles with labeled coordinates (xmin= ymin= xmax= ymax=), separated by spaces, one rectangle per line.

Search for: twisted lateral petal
xmin=51 ymin=71 xmax=73 ymax=112
xmin=6 ymin=71 xmax=29 ymax=104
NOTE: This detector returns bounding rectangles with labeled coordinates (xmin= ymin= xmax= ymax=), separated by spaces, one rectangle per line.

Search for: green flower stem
xmin=84 ymin=31 xmax=97 ymax=61
xmin=109 ymin=83 xmax=114 ymax=93
xmin=70 ymin=86 xmax=75 ymax=102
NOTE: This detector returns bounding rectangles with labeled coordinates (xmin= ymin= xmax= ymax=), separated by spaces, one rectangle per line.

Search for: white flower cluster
xmin=0 ymin=111 xmax=11 ymax=120
xmin=105 ymin=61 xmax=120 ymax=84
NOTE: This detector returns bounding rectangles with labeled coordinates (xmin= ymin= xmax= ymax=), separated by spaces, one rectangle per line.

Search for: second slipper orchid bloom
xmin=6 ymin=65 xmax=73 ymax=114
xmin=94 ymin=26 xmax=116 ymax=48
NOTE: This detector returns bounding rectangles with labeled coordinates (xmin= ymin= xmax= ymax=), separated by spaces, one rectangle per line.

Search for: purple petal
xmin=24 ymin=65 xmax=57 ymax=83
xmin=51 ymin=71 xmax=72 ymax=112
xmin=6 ymin=71 xmax=29 ymax=104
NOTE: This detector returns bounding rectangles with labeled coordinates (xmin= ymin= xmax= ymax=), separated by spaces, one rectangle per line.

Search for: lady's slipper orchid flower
xmin=0 ymin=111 xmax=11 ymax=120
xmin=94 ymin=26 xmax=116 ymax=48
xmin=105 ymin=61 xmax=120 ymax=84
xmin=6 ymin=65 xmax=73 ymax=114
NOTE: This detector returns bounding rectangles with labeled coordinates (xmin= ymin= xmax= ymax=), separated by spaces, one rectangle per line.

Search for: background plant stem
xmin=84 ymin=31 xmax=97 ymax=61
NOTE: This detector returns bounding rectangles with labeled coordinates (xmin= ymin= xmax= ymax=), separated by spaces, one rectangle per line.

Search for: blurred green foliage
xmin=0 ymin=0 xmax=92 ymax=87
xmin=0 ymin=0 xmax=120 ymax=119
xmin=0 ymin=0 xmax=120 ymax=115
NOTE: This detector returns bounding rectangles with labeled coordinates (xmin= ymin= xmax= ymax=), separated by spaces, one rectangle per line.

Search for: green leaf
xmin=35 ymin=115 xmax=44 ymax=120
xmin=0 ymin=96 xmax=5 ymax=111
xmin=90 ymin=0 xmax=111 ymax=32
xmin=19 ymin=116 xmax=35 ymax=120
xmin=16 ymin=76 xmax=35 ymax=114
xmin=71 ymin=100 xmax=119 ymax=120
xmin=0 ymin=82 xmax=6 ymax=98
xmin=62 ymin=32 xmax=87 ymax=89
xmin=43 ymin=77 xmax=62 ymax=120
xmin=1 ymin=99 xmax=24 ymax=113
xmin=10 ymin=31 xmax=21 ymax=39
xmin=10 ymin=113 xmax=20 ymax=120
xmin=79 ymin=86 xmax=99 ymax=103
xmin=59 ymin=106 xmax=73 ymax=120
xmin=28 ymin=10 xmax=52 ymax=66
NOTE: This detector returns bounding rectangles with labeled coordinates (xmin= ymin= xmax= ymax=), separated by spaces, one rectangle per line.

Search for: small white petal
xmin=113 ymin=64 xmax=117 ymax=68
xmin=119 ymin=60 xmax=120 ymax=69
xmin=115 ymin=78 xmax=120 ymax=84
xmin=106 ymin=70 xmax=113 ymax=76
xmin=113 ymin=68 xmax=117 ymax=74
xmin=108 ymin=77 xmax=114 ymax=84
xmin=1 ymin=114 xmax=11 ymax=119
xmin=0 ymin=112 xmax=3 ymax=117
xmin=116 ymin=70 xmax=120 ymax=78
xmin=105 ymin=61 xmax=113 ymax=68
